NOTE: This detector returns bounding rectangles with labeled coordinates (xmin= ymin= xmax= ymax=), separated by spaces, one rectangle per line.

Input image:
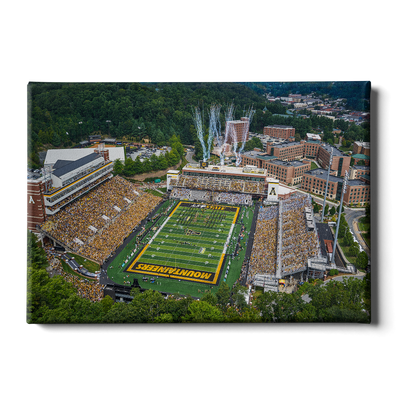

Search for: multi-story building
xmin=265 ymin=140 xmax=351 ymax=177
xmin=301 ymin=168 xmax=370 ymax=205
xmin=349 ymin=165 xmax=370 ymax=180
xmin=225 ymin=117 xmax=251 ymax=144
xmin=317 ymin=143 xmax=351 ymax=177
xmin=263 ymin=159 xmax=311 ymax=185
xmin=27 ymin=146 xmax=121 ymax=232
xmin=352 ymin=141 xmax=370 ymax=156
xmin=344 ymin=179 xmax=371 ymax=206
xmin=266 ymin=141 xmax=305 ymax=161
xmin=240 ymin=150 xmax=311 ymax=185
xmin=263 ymin=125 xmax=295 ymax=140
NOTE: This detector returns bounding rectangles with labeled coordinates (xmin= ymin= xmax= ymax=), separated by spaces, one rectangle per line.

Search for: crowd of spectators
xmin=46 ymin=174 xmax=111 ymax=211
xmin=42 ymin=243 xmax=105 ymax=302
xmin=213 ymin=192 xmax=252 ymax=206
xmin=171 ymin=175 xmax=263 ymax=194
xmin=170 ymin=188 xmax=253 ymax=206
xmin=40 ymin=176 xmax=161 ymax=264
xmin=280 ymin=194 xmax=319 ymax=275
xmin=247 ymin=205 xmax=279 ymax=283
xmin=170 ymin=187 xmax=190 ymax=199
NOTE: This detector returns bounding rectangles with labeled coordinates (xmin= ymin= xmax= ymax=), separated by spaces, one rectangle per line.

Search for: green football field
xmin=125 ymin=201 xmax=240 ymax=284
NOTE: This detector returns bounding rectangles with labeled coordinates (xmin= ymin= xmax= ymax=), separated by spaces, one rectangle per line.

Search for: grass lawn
xmin=67 ymin=253 xmax=100 ymax=273
xmin=358 ymin=217 xmax=370 ymax=232
xmin=361 ymin=233 xmax=371 ymax=248
xmin=145 ymin=188 xmax=164 ymax=197
xmin=131 ymin=203 xmax=237 ymax=277
xmin=332 ymin=227 xmax=357 ymax=264
xmin=106 ymin=200 xmax=256 ymax=298
xmin=60 ymin=259 xmax=97 ymax=280
xmin=311 ymin=162 xmax=319 ymax=170
xmin=158 ymin=187 xmax=167 ymax=193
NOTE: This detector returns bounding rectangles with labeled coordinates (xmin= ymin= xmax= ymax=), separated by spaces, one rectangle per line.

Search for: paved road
xmin=185 ymin=149 xmax=195 ymax=164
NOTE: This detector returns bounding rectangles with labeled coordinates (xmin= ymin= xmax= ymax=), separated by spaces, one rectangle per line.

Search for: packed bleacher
xmin=170 ymin=187 xmax=253 ymax=206
xmin=280 ymin=193 xmax=319 ymax=276
xmin=171 ymin=175 xmax=264 ymax=194
xmin=246 ymin=193 xmax=320 ymax=283
xmin=40 ymin=176 xmax=161 ymax=264
xmin=247 ymin=205 xmax=279 ymax=283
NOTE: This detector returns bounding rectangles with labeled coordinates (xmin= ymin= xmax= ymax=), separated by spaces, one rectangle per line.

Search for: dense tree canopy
xmin=27 ymin=231 xmax=370 ymax=324
xmin=28 ymin=82 xmax=369 ymax=169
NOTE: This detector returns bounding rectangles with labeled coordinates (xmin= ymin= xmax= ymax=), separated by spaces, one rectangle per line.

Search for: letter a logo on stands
xmin=29 ymin=196 xmax=35 ymax=204
xmin=269 ymin=187 xmax=276 ymax=196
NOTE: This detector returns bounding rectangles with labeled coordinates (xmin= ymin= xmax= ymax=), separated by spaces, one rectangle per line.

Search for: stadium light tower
xmin=331 ymin=170 xmax=349 ymax=266
xmin=321 ymin=148 xmax=333 ymax=222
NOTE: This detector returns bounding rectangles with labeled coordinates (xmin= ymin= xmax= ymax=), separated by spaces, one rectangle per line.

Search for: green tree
xmin=318 ymin=306 xmax=369 ymax=323
xmin=253 ymin=291 xmax=276 ymax=322
xmin=356 ymin=251 xmax=368 ymax=270
xmin=344 ymin=230 xmax=354 ymax=247
xmin=129 ymin=290 xmax=166 ymax=323
xmin=216 ymin=282 xmax=230 ymax=312
xmin=142 ymin=158 xmax=152 ymax=173
xmin=155 ymin=313 xmax=174 ymax=323
xmin=123 ymin=157 xmax=136 ymax=176
xmin=168 ymin=149 xmax=180 ymax=166
xmin=349 ymin=242 xmax=360 ymax=257
xmin=133 ymin=156 xmax=144 ymax=174
xmin=201 ymin=292 xmax=218 ymax=307
xmin=295 ymin=304 xmax=317 ymax=322
xmin=113 ymin=158 xmax=124 ymax=175
xmin=231 ymin=284 xmax=249 ymax=311
xmin=182 ymin=301 xmax=223 ymax=323
xmin=52 ymin=132 xmax=61 ymax=147
xmin=329 ymin=206 xmax=336 ymax=216
xmin=158 ymin=154 xmax=168 ymax=170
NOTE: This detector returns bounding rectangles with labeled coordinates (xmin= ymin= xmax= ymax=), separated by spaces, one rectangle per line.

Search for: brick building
xmin=352 ymin=141 xmax=370 ymax=156
xmin=349 ymin=165 xmax=370 ymax=180
xmin=226 ymin=117 xmax=251 ymax=144
xmin=265 ymin=140 xmax=351 ymax=177
xmin=263 ymin=159 xmax=311 ymax=185
xmin=317 ymin=143 xmax=351 ymax=177
xmin=240 ymin=150 xmax=311 ymax=185
xmin=27 ymin=147 xmax=116 ymax=232
xmin=27 ymin=178 xmax=47 ymax=232
xmin=263 ymin=125 xmax=295 ymax=140
xmin=301 ymin=168 xmax=370 ymax=205
xmin=266 ymin=141 xmax=305 ymax=161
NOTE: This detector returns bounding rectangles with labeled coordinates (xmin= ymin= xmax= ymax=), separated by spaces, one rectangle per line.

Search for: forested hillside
xmin=27 ymin=82 xmax=267 ymax=167
xmin=27 ymin=82 xmax=370 ymax=169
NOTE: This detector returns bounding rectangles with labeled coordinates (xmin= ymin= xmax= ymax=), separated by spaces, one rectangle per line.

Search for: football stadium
xmin=30 ymin=145 xmax=346 ymax=300
xmin=124 ymin=201 xmax=240 ymax=284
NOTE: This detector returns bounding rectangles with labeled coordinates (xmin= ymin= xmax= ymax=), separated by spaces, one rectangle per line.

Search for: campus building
xmin=265 ymin=140 xmax=351 ymax=177
xmin=301 ymin=168 xmax=370 ymax=205
xmin=27 ymin=145 xmax=121 ymax=232
xmin=225 ymin=117 xmax=251 ymax=144
xmin=263 ymin=125 xmax=295 ymax=140
xmin=240 ymin=150 xmax=311 ymax=185
xmin=352 ymin=141 xmax=370 ymax=156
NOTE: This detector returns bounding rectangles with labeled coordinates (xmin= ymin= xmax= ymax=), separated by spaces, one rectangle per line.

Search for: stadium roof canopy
xmin=44 ymin=147 xmax=125 ymax=166
xmin=52 ymin=153 xmax=102 ymax=178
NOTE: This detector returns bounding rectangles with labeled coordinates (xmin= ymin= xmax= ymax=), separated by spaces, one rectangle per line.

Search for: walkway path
xmin=352 ymin=216 xmax=371 ymax=258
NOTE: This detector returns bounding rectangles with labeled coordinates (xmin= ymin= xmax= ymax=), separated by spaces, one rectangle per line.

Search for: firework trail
xmin=192 ymin=106 xmax=207 ymax=162
xmin=208 ymin=104 xmax=222 ymax=162
xmin=236 ymin=105 xmax=255 ymax=166
xmin=220 ymin=103 xmax=235 ymax=165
